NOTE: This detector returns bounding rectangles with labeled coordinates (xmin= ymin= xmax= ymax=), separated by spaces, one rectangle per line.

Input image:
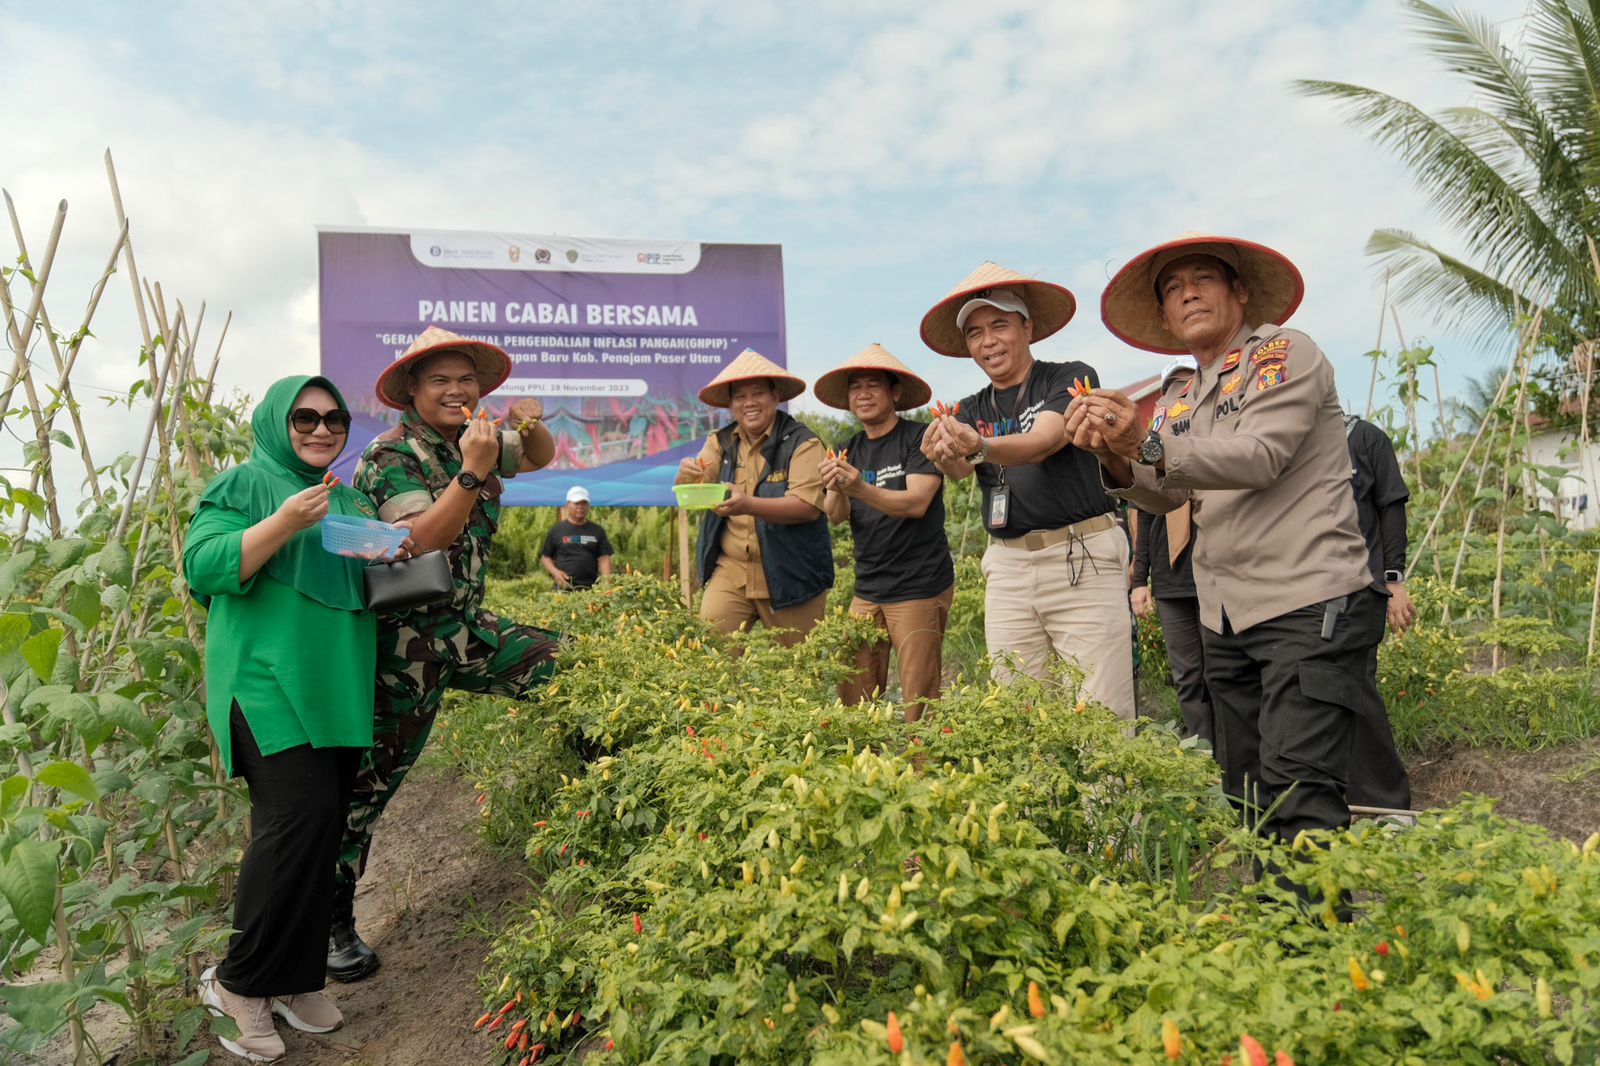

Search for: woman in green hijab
xmin=184 ymin=375 xmax=394 ymax=1062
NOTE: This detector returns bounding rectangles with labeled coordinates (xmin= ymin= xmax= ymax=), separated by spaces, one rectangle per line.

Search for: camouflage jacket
xmin=354 ymin=408 xmax=525 ymax=629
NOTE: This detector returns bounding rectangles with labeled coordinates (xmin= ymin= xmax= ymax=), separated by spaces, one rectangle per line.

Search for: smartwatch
xmin=1135 ymin=431 xmax=1164 ymax=466
xmin=1383 ymin=569 xmax=1404 ymax=584
xmin=457 ymin=470 xmax=483 ymax=491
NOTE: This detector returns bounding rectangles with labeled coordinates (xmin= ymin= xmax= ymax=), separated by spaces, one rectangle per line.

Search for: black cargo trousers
xmin=1203 ymin=587 xmax=1388 ymax=843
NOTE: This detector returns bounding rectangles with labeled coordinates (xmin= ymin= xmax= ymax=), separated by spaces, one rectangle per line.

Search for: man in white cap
xmin=1070 ymin=234 xmax=1398 ymax=856
xmin=1129 ymin=355 xmax=1211 ymax=743
xmin=918 ymin=263 xmax=1135 ymax=718
xmin=676 ymin=349 xmax=832 ymax=644
xmin=814 ymin=344 xmax=954 ymax=722
xmin=541 ymin=485 xmax=614 ymax=590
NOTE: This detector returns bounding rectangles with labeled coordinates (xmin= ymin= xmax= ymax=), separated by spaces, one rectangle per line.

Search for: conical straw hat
xmin=1100 ymin=233 xmax=1305 ymax=354
xmin=374 ymin=326 xmax=513 ymax=410
xmin=919 ymin=261 xmax=1076 ymax=357
xmin=812 ymin=343 xmax=932 ymax=411
xmin=696 ymin=348 xmax=806 ymax=408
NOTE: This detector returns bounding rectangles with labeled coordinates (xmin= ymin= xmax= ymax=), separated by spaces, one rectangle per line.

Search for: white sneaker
xmin=200 ymin=966 xmax=285 ymax=1062
xmin=272 ymin=990 xmax=345 ymax=1033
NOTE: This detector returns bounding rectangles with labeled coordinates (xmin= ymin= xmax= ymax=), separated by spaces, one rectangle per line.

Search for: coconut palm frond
xmin=1528 ymin=0 xmax=1600 ymax=229
xmin=1365 ymin=228 xmax=1585 ymax=353
xmin=1404 ymin=0 xmax=1583 ymax=213
xmin=1296 ymin=79 xmax=1589 ymax=296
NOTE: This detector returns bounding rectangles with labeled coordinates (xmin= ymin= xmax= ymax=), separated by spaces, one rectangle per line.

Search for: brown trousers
xmin=699 ymin=564 xmax=827 ymax=648
xmin=840 ymin=586 xmax=954 ymax=721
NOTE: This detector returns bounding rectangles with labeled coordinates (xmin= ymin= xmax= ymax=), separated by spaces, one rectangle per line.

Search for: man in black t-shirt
xmin=814 ymin=345 xmax=955 ymax=722
xmin=540 ymin=485 xmax=613 ymax=590
xmin=1344 ymin=414 xmax=1414 ymax=811
xmin=918 ymin=263 xmax=1134 ymax=718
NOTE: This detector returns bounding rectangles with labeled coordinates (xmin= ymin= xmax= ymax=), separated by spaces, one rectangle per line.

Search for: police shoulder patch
xmin=1150 ymin=407 xmax=1167 ymax=432
xmin=1220 ymin=349 xmax=1241 ymax=372
xmin=1256 ymin=362 xmax=1287 ymax=391
xmin=1250 ymin=337 xmax=1291 ymax=365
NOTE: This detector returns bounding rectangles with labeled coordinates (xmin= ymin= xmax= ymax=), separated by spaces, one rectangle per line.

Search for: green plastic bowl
xmin=673 ymin=482 xmax=729 ymax=510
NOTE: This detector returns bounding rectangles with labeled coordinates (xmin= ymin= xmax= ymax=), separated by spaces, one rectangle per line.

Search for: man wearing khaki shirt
xmin=1067 ymin=234 xmax=1394 ymax=847
xmin=676 ymin=349 xmax=832 ymax=645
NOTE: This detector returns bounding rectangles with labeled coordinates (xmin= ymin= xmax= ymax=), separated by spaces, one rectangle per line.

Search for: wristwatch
xmin=1135 ymin=431 xmax=1164 ymax=466
xmin=1384 ymin=569 xmax=1404 ymax=584
xmin=457 ymin=470 xmax=483 ymax=491
xmin=965 ymin=437 xmax=990 ymax=465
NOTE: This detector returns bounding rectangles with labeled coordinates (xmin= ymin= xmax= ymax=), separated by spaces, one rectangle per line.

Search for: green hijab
xmin=192 ymin=374 xmax=377 ymax=611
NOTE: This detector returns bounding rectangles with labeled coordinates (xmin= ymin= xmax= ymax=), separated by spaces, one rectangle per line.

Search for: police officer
xmin=1129 ymin=355 xmax=1212 ymax=744
xmin=814 ymin=344 xmax=954 ymax=722
xmin=1344 ymin=414 xmax=1415 ymax=811
xmin=332 ymin=327 xmax=560 ymax=980
xmin=676 ymin=349 xmax=832 ymax=645
xmin=1069 ymin=234 xmax=1395 ymax=846
xmin=918 ymin=262 xmax=1134 ymax=717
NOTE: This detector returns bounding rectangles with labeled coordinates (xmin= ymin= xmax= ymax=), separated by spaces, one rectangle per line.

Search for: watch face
xmin=1138 ymin=435 xmax=1163 ymax=464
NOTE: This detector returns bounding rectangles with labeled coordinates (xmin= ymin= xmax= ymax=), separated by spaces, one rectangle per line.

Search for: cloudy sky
xmin=4 ymin=0 xmax=1530 ymax=511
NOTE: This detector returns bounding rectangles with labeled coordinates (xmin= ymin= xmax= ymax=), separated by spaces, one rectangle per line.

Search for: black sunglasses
xmin=289 ymin=408 xmax=352 ymax=434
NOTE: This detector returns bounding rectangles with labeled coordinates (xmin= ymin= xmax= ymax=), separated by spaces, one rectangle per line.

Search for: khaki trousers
xmin=699 ymin=564 xmax=826 ymax=648
xmin=980 ymin=525 xmax=1136 ymax=718
xmin=840 ymin=585 xmax=954 ymax=722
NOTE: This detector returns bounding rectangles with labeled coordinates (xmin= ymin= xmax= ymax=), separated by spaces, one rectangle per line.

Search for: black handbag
xmin=363 ymin=550 xmax=453 ymax=614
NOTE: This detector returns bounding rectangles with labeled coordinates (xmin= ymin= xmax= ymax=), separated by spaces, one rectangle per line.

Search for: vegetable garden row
xmin=425 ymin=574 xmax=1600 ymax=1064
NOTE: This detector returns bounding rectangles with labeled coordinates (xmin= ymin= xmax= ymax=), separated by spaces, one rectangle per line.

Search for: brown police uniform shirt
xmin=1107 ymin=323 xmax=1371 ymax=633
xmin=696 ymin=427 xmax=826 ymax=600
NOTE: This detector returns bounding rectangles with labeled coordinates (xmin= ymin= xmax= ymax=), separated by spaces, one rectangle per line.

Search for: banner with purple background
xmin=317 ymin=227 xmax=786 ymax=505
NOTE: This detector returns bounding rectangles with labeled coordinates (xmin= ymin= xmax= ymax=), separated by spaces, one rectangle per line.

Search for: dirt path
xmin=1408 ymin=737 xmax=1600 ymax=843
xmin=281 ymin=766 xmax=533 ymax=1066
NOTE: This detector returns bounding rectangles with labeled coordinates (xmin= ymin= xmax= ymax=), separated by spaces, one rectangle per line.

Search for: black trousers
xmin=1203 ymin=589 xmax=1387 ymax=843
xmin=218 ymin=705 xmax=360 ymax=997
xmin=1154 ymin=595 xmax=1213 ymax=744
xmin=1345 ymin=618 xmax=1413 ymax=810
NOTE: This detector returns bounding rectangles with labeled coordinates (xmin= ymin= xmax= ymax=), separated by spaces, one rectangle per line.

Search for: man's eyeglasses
xmin=289 ymin=408 xmax=353 ymax=434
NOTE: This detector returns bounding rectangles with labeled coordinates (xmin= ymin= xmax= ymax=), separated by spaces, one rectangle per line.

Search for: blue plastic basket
xmin=319 ymin=514 xmax=407 ymax=559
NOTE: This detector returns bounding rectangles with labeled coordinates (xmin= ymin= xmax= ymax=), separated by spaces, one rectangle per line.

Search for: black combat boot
xmin=326 ymin=878 xmax=379 ymax=982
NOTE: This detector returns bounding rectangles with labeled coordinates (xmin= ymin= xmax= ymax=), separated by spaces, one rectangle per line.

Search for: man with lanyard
xmin=541 ymin=485 xmax=614 ymax=590
xmin=331 ymin=326 xmax=559 ymax=980
xmin=1129 ymin=355 xmax=1213 ymax=744
xmin=918 ymin=262 xmax=1134 ymax=717
xmin=814 ymin=344 xmax=955 ymax=722
xmin=1069 ymin=233 xmax=1395 ymax=852
xmin=675 ymin=349 xmax=832 ymax=645
xmin=1344 ymin=413 xmax=1416 ymax=811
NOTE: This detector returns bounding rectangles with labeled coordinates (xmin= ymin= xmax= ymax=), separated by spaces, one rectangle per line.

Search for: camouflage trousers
xmin=336 ymin=608 xmax=559 ymax=884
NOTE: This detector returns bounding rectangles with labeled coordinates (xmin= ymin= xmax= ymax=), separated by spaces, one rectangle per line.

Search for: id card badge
xmin=986 ymin=483 xmax=1010 ymax=530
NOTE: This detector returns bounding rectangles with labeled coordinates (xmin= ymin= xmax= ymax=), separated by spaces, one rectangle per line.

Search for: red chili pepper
xmin=1376 ymin=941 xmax=1390 ymax=956
xmin=534 ymin=820 xmax=547 ymax=828
xmin=633 ymin=912 xmax=643 ymax=935
xmin=518 ymin=1031 xmax=530 ymax=1052
xmin=473 ymin=1012 xmax=492 ymax=1030
xmin=487 ymin=1016 xmax=504 ymax=1032
xmin=499 ymin=999 xmax=517 ymax=1015
xmin=506 ymin=1029 xmax=520 ymax=1049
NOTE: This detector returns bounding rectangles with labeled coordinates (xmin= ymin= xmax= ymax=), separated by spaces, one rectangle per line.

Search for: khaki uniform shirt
xmin=1107 ymin=323 xmax=1371 ymax=633
xmin=696 ymin=425 xmax=825 ymax=600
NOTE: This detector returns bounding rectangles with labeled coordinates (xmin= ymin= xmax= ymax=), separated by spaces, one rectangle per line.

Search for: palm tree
xmin=1297 ymin=0 xmax=1600 ymax=351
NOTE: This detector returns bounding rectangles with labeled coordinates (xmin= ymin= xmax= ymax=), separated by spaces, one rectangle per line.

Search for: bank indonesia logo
xmin=428 ymin=244 xmax=443 ymax=258
xmin=566 ymin=249 xmax=580 ymax=264
xmin=535 ymin=248 xmax=552 ymax=264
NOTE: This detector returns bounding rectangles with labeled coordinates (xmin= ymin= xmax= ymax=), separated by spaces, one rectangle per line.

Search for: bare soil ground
xmin=1408 ymin=737 xmax=1600 ymax=843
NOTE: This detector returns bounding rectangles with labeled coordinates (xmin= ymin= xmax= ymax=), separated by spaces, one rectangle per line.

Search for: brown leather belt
xmin=991 ymin=512 xmax=1116 ymax=551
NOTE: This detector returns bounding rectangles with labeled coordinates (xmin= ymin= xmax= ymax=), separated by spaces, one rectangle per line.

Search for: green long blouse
xmin=185 ymin=505 xmax=377 ymax=774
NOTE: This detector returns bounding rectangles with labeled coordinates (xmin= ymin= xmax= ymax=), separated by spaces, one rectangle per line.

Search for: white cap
xmin=1161 ymin=355 xmax=1198 ymax=387
xmin=565 ymin=485 xmax=590 ymax=503
xmin=954 ymin=287 xmax=1030 ymax=330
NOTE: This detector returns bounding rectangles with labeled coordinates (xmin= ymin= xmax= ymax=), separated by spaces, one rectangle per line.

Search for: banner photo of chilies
xmin=317 ymin=227 xmax=787 ymax=506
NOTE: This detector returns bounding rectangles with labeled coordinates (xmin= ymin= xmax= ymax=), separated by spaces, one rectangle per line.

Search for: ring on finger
xmin=1103 ymin=412 xmax=1118 ymax=424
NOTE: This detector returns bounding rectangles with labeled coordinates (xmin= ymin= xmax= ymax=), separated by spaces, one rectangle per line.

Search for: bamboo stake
xmin=1491 ymin=308 xmax=1543 ymax=671
xmin=1365 ymin=271 xmax=1389 ymax=419
xmin=111 ymin=326 xmax=177 ymax=542
xmin=104 ymin=150 xmax=158 ymax=396
xmin=0 ymin=197 xmax=66 ymax=427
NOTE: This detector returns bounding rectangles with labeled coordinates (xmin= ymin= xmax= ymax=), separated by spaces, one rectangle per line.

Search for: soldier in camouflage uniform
xmin=329 ymin=326 xmax=559 ymax=982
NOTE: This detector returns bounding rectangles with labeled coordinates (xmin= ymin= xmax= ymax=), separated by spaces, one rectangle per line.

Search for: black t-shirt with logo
xmin=841 ymin=418 xmax=955 ymax=603
xmin=541 ymin=519 xmax=613 ymax=589
xmin=956 ymin=359 xmax=1114 ymax=538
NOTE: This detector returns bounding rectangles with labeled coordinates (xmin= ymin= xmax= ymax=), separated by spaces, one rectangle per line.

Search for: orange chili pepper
xmin=886 ymin=1012 xmax=904 ymax=1054
xmin=473 ymin=1012 xmax=492 ymax=1030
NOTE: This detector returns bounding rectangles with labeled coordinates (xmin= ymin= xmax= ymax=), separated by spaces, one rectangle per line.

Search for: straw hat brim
xmin=1100 ymin=235 xmax=1305 ymax=355
xmin=375 ymin=338 xmax=513 ymax=410
xmin=920 ymin=266 xmax=1077 ymax=357
xmin=697 ymin=373 xmax=806 ymax=408
xmin=813 ymin=345 xmax=932 ymax=411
